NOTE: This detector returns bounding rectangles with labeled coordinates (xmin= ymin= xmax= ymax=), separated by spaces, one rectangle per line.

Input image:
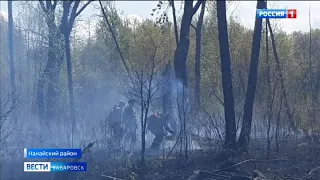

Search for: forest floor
xmin=81 ymin=138 xmax=320 ymax=180
xmin=4 ymin=138 xmax=320 ymax=180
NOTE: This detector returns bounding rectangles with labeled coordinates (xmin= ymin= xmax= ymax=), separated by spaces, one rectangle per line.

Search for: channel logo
xmin=24 ymin=162 xmax=87 ymax=172
xmin=256 ymin=9 xmax=297 ymax=19
xmin=24 ymin=162 xmax=50 ymax=172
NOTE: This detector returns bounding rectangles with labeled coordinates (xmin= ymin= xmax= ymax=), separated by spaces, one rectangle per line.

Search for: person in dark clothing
xmin=123 ymin=99 xmax=137 ymax=151
xmin=106 ymin=100 xmax=125 ymax=147
xmin=147 ymin=113 xmax=176 ymax=151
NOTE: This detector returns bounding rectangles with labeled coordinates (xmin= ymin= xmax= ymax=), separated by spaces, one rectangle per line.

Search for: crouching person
xmin=147 ymin=113 xmax=176 ymax=152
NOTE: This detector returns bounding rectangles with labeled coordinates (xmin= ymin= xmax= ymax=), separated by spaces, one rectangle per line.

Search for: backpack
xmin=107 ymin=106 xmax=121 ymax=125
xmin=123 ymin=107 xmax=137 ymax=129
xmin=147 ymin=113 xmax=164 ymax=134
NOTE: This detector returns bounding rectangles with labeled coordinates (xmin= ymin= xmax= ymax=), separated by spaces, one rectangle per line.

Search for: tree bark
xmin=216 ymin=0 xmax=237 ymax=150
xmin=264 ymin=2 xmax=273 ymax=159
xmin=64 ymin=33 xmax=76 ymax=146
xmin=44 ymin=24 xmax=64 ymax=122
xmin=61 ymin=3 xmax=76 ymax=140
xmin=238 ymin=0 xmax=265 ymax=153
xmin=267 ymin=19 xmax=296 ymax=131
xmin=37 ymin=2 xmax=63 ymax=124
xmin=8 ymin=0 xmax=17 ymax=125
xmin=170 ymin=0 xmax=179 ymax=48
xmin=173 ymin=0 xmax=201 ymax=87
xmin=195 ymin=1 xmax=206 ymax=105
xmin=173 ymin=0 xmax=202 ymax=159
xmin=59 ymin=0 xmax=92 ymax=147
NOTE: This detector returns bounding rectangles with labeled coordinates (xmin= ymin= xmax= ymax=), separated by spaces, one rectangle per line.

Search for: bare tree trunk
xmin=173 ymin=0 xmax=202 ymax=86
xmin=37 ymin=3 xmax=63 ymax=125
xmin=173 ymin=0 xmax=202 ymax=160
xmin=99 ymin=0 xmax=133 ymax=82
xmin=195 ymin=1 xmax=206 ymax=106
xmin=261 ymin=0 xmax=276 ymax=159
xmin=58 ymin=0 xmax=92 ymax=146
xmin=60 ymin=8 xmax=76 ymax=147
xmin=216 ymin=0 xmax=237 ymax=151
xmin=238 ymin=0 xmax=265 ymax=153
xmin=170 ymin=0 xmax=179 ymax=48
xmin=44 ymin=30 xmax=64 ymax=122
xmin=64 ymin=34 xmax=76 ymax=146
xmin=264 ymin=7 xmax=271 ymax=159
xmin=275 ymin=93 xmax=283 ymax=152
xmin=308 ymin=7 xmax=316 ymax=133
xmin=173 ymin=1 xmax=192 ymax=86
xmin=26 ymin=30 xmax=31 ymax=122
xmin=140 ymin=80 xmax=146 ymax=165
xmin=176 ymin=0 xmax=193 ymax=155
xmin=46 ymin=48 xmax=63 ymax=121
xmin=139 ymin=59 xmax=156 ymax=166
xmin=267 ymin=19 xmax=296 ymax=132
xmin=8 ymin=0 xmax=17 ymax=125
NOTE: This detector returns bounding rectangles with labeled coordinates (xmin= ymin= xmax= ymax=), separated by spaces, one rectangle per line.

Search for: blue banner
xmin=24 ymin=162 xmax=87 ymax=172
xmin=50 ymin=162 xmax=87 ymax=172
xmin=256 ymin=9 xmax=287 ymax=19
xmin=24 ymin=148 xmax=81 ymax=159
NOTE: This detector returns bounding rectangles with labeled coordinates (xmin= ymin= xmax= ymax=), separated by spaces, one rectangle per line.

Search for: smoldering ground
xmin=0 ymin=69 xmax=307 ymax=180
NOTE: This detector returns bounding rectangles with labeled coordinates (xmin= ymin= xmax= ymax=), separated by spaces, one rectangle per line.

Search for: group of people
xmin=106 ymin=100 xmax=176 ymax=152
xmin=106 ymin=100 xmax=137 ymax=150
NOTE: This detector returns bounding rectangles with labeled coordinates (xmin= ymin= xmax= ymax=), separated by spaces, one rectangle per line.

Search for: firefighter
xmin=147 ymin=113 xmax=176 ymax=151
xmin=106 ymin=100 xmax=126 ymax=147
xmin=123 ymin=99 xmax=137 ymax=151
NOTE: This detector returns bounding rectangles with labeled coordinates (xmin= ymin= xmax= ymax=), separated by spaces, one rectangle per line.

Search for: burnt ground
xmin=77 ymin=138 xmax=320 ymax=180
xmin=3 ymin=138 xmax=320 ymax=180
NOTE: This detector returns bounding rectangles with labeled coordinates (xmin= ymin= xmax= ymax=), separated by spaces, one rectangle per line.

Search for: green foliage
xmin=7 ymin=1 xmax=320 ymax=135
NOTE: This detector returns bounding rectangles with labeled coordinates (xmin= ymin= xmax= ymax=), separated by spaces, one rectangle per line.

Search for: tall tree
xmin=169 ymin=0 xmax=179 ymax=48
xmin=37 ymin=0 xmax=64 ymax=123
xmin=238 ymin=0 xmax=266 ymax=152
xmin=308 ymin=6 xmax=316 ymax=132
xmin=37 ymin=0 xmax=91 ymax=130
xmin=264 ymin=0 xmax=273 ymax=159
xmin=7 ymin=0 xmax=17 ymax=125
xmin=216 ymin=0 xmax=237 ymax=150
xmin=59 ymin=0 xmax=92 ymax=147
xmin=173 ymin=0 xmax=202 ymax=87
xmin=267 ymin=19 xmax=296 ymax=132
xmin=194 ymin=1 xmax=206 ymax=105
xmin=173 ymin=0 xmax=202 ymax=160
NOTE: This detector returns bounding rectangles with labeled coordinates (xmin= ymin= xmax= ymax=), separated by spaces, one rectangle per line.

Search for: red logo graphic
xmin=287 ymin=9 xmax=297 ymax=19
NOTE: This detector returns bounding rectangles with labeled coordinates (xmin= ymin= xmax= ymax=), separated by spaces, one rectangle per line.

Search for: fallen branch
xmin=164 ymin=130 xmax=183 ymax=163
xmin=210 ymin=158 xmax=287 ymax=174
xmin=70 ymin=141 xmax=96 ymax=162
xmin=267 ymin=167 xmax=301 ymax=180
xmin=200 ymin=171 xmax=230 ymax=178
xmin=299 ymin=166 xmax=320 ymax=180
xmin=51 ymin=142 xmax=95 ymax=180
xmin=187 ymin=170 xmax=229 ymax=180
xmin=211 ymin=159 xmax=255 ymax=173
xmin=101 ymin=174 xmax=125 ymax=180
xmin=281 ymin=174 xmax=300 ymax=180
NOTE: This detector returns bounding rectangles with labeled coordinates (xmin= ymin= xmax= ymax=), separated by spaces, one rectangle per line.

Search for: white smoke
xmin=0 ymin=11 xmax=8 ymax=20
